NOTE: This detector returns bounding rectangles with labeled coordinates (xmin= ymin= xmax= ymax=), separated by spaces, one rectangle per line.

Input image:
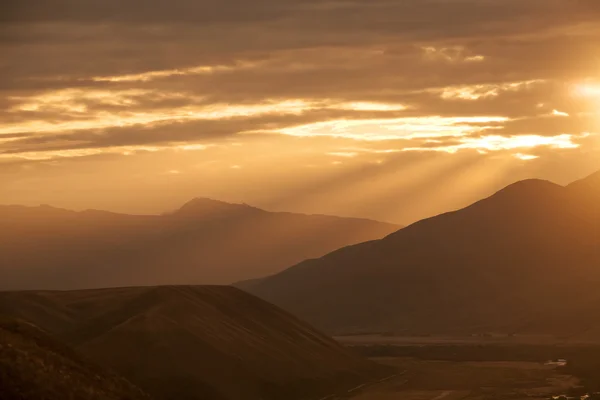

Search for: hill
xmin=0 ymin=286 xmax=388 ymax=400
xmin=0 ymin=199 xmax=399 ymax=290
xmin=0 ymin=317 xmax=150 ymax=400
xmin=246 ymin=170 xmax=600 ymax=336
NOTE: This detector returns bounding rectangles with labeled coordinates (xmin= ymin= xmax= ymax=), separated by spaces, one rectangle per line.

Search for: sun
xmin=575 ymin=83 xmax=600 ymax=98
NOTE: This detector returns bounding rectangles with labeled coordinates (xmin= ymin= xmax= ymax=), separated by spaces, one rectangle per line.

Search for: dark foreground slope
xmin=0 ymin=286 xmax=387 ymax=400
xmin=0 ymin=199 xmax=399 ymax=290
xmin=0 ymin=317 xmax=149 ymax=400
xmin=248 ymin=171 xmax=600 ymax=337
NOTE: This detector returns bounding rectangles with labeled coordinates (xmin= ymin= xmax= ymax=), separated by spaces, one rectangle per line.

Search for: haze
xmin=3 ymin=2 xmax=600 ymax=400
xmin=1 ymin=0 xmax=599 ymax=224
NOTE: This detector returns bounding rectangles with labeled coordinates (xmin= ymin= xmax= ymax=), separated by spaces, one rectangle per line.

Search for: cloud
xmin=1 ymin=0 xmax=600 ymax=165
xmin=436 ymin=80 xmax=545 ymax=101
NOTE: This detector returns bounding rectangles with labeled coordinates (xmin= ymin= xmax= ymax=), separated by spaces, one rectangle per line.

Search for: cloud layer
xmin=1 ymin=0 xmax=600 ymax=222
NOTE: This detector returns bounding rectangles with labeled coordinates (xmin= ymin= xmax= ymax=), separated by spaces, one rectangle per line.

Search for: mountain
xmin=0 ymin=286 xmax=388 ymax=400
xmin=246 ymin=171 xmax=600 ymax=336
xmin=0 ymin=199 xmax=399 ymax=290
xmin=569 ymin=169 xmax=600 ymax=199
xmin=0 ymin=316 xmax=150 ymax=400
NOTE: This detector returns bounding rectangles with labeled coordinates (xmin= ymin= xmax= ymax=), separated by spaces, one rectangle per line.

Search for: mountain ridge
xmin=0 ymin=199 xmax=400 ymax=290
xmin=246 ymin=170 xmax=600 ymax=336
xmin=0 ymin=285 xmax=389 ymax=400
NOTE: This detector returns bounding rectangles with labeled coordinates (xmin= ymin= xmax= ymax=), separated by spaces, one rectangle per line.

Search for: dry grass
xmin=0 ymin=317 xmax=150 ymax=400
xmin=1 ymin=286 xmax=389 ymax=400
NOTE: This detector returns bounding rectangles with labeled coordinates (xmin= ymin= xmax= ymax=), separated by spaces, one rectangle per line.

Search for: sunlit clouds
xmin=2 ymin=0 xmax=600 ymax=224
xmin=552 ymin=110 xmax=570 ymax=117
xmin=514 ymin=153 xmax=539 ymax=161
xmin=91 ymin=62 xmax=261 ymax=83
xmin=421 ymin=46 xmax=486 ymax=63
xmin=575 ymin=84 xmax=600 ymax=98
xmin=277 ymin=116 xmax=508 ymax=141
xmin=455 ymin=134 xmax=582 ymax=152
xmin=0 ymin=142 xmax=211 ymax=161
xmin=437 ymin=80 xmax=544 ymax=101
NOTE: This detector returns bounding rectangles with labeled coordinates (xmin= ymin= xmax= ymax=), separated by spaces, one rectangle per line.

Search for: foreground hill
xmin=0 ymin=286 xmax=388 ymax=400
xmin=247 ymin=170 xmax=600 ymax=336
xmin=0 ymin=317 xmax=149 ymax=400
xmin=0 ymin=199 xmax=399 ymax=290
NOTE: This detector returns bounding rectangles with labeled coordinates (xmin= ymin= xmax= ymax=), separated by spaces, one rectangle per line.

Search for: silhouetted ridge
xmin=569 ymin=169 xmax=600 ymax=188
xmin=490 ymin=178 xmax=561 ymax=197
xmin=170 ymin=197 xmax=264 ymax=218
xmin=247 ymin=171 xmax=600 ymax=336
xmin=568 ymin=170 xmax=600 ymax=201
xmin=0 ymin=199 xmax=399 ymax=289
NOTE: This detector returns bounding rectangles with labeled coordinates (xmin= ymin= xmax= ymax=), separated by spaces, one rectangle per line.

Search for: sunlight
xmin=576 ymin=84 xmax=600 ymax=98
xmin=334 ymin=102 xmax=407 ymax=111
xmin=438 ymin=80 xmax=543 ymax=101
xmin=552 ymin=109 xmax=569 ymax=117
xmin=277 ymin=116 xmax=508 ymax=141
xmin=514 ymin=153 xmax=539 ymax=161
xmin=402 ymin=133 xmax=584 ymax=155
xmin=0 ymin=142 xmax=212 ymax=161
xmin=1 ymin=96 xmax=319 ymax=135
xmin=91 ymin=61 xmax=261 ymax=82
xmin=457 ymin=133 xmax=580 ymax=151
xmin=3 ymin=89 xmax=411 ymax=137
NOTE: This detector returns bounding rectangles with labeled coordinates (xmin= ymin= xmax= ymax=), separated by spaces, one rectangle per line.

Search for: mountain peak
xmin=568 ymin=169 xmax=600 ymax=189
xmin=567 ymin=169 xmax=600 ymax=203
xmin=170 ymin=197 xmax=263 ymax=218
xmin=479 ymin=178 xmax=564 ymax=206
xmin=497 ymin=178 xmax=560 ymax=193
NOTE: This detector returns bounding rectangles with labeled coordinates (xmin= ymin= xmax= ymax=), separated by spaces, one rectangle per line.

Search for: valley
xmin=330 ymin=335 xmax=600 ymax=400
xmin=336 ymin=358 xmax=576 ymax=400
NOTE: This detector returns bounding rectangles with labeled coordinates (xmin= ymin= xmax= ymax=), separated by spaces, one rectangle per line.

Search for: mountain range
xmin=0 ymin=198 xmax=399 ymax=290
xmin=0 ymin=286 xmax=387 ymax=400
xmin=245 ymin=170 xmax=600 ymax=337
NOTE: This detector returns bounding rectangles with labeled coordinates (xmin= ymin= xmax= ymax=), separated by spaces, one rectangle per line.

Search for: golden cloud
xmin=436 ymin=80 xmax=545 ymax=101
xmin=277 ymin=116 xmax=508 ymax=141
xmin=402 ymin=133 xmax=587 ymax=155
xmin=91 ymin=61 xmax=262 ymax=82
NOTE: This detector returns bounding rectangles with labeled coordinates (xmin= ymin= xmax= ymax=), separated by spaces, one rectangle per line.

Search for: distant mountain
xmin=0 ymin=317 xmax=150 ymax=400
xmin=169 ymin=197 xmax=264 ymax=218
xmin=246 ymin=170 xmax=600 ymax=337
xmin=0 ymin=199 xmax=399 ymax=290
xmin=0 ymin=286 xmax=388 ymax=400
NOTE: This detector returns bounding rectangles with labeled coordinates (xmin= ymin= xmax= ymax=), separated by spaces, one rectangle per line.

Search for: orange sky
xmin=1 ymin=0 xmax=600 ymax=224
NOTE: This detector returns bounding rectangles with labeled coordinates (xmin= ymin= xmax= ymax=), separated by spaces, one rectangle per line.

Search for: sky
xmin=1 ymin=0 xmax=600 ymax=224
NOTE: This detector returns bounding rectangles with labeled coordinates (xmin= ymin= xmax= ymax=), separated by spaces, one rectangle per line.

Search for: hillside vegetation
xmin=0 ymin=286 xmax=388 ymax=400
xmin=0 ymin=317 xmax=150 ymax=400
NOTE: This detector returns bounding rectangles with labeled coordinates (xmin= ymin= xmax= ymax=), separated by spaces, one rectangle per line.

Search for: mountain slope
xmin=0 ymin=317 xmax=150 ymax=400
xmin=0 ymin=286 xmax=388 ymax=400
xmin=0 ymin=199 xmax=399 ymax=290
xmin=247 ymin=171 xmax=600 ymax=336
